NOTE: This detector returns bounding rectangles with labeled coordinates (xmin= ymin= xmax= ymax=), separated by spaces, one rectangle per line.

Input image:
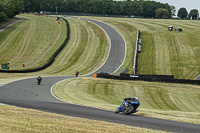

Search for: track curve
xmin=0 ymin=18 xmax=200 ymax=133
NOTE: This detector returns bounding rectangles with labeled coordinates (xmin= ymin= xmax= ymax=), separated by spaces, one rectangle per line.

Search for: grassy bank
xmin=36 ymin=17 xmax=109 ymax=75
xmin=81 ymin=17 xmax=200 ymax=79
xmin=0 ymin=14 xmax=66 ymax=70
xmin=0 ymin=15 xmax=109 ymax=84
xmin=0 ymin=17 xmax=19 ymax=28
xmin=0 ymin=105 xmax=169 ymax=133
xmin=53 ymin=77 xmax=200 ymax=125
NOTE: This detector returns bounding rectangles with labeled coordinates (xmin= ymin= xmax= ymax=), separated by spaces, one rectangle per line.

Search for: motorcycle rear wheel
xmin=123 ymin=105 xmax=134 ymax=115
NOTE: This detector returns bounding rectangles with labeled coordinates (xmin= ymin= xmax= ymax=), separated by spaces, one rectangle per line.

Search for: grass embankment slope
xmin=53 ymin=77 xmax=200 ymax=125
xmin=0 ymin=14 xmax=66 ymax=70
xmin=1 ymin=16 xmax=199 ymax=132
xmin=0 ymin=17 xmax=19 ymax=28
xmin=0 ymin=105 xmax=169 ymax=133
xmin=38 ymin=16 xmax=109 ymax=76
xmin=82 ymin=17 xmax=200 ymax=80
xmin=0 ymin=15 xmax=109 ymax=84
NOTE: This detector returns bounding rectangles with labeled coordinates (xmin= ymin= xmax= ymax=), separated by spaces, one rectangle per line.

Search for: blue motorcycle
xmin=115 ymin=97 xmax=140 ymax=115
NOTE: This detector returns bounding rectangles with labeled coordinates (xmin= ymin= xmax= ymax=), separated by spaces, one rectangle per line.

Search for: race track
xmin=0 ymin=18 xmax=200 ymax=133
xmin=195 ymin=74 xmax=200 ymax=80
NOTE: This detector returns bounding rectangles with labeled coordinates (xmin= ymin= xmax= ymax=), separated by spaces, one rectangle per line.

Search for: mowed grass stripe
xmin=37 ymin=17 xmax=109 ymax=75
xmin=53 ymin=77 xmax=200 ymax=124
xmin=80 ymin=17 xmax=200 ymax=79
xmin=0 ymin=105 xmax=169 ymax=133
xmin=11 ymin=17 xmax=36 ymax=66
xmin=0 ymin=14 xmax=66 ymax=70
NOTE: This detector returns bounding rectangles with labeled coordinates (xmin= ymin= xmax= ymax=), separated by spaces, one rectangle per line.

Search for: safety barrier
xmin=97 ymin=73 xmax=200 ymax=85
xmin=133 ymin=30 xmax=142 ymax=74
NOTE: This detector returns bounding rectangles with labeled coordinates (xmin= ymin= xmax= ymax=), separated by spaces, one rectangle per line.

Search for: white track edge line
xmin=50 ymin=77 xmax=112 ymax=112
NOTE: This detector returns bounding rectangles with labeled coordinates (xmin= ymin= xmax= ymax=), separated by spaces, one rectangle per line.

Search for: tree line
xmin=22 ymin=0 xmax=173 ymax=18
xmin=5 ymin=0 xmax=198 ymax=22
xmin=177 ymin=8 xmax=199 ymax=20
xmin=0 ymin=0 xmax=24 ymax=21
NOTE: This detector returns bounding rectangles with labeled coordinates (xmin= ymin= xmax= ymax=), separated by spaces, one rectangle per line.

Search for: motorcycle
xmin=115 ymin=97 xmax=140 ymax=115
xmin=37 ymin=80 xmax=41 ymax=85
xmin=37 ymin=77 xmax=42 ymax=85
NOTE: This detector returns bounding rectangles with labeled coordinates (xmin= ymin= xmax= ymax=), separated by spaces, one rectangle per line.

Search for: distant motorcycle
xmin=115 ymin=97 xmax=140 ymax=115
xmin=37 ymin=76 xmax=42 ymax=85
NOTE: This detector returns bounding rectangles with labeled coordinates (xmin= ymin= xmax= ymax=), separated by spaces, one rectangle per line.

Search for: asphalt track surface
xmin=195 ymin=74 xmax=200 ymax=80
xmin=1 ymin=18 xmax=200 ymax=133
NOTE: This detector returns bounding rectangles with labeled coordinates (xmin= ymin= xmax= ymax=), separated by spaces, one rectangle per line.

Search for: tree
xmin=189 ymin=9 xmax=198 ymax=20
xmin=155 ymin=8 xmax=169 ymax=19
xmin=13 ymin=0 xmax=24 ymax=15
xmin=177 ymin=8 xmax=188 ymax=18
xmin=0 ymin=12 xmax=8 ymax=21
xmin=170 ymin=6 xmax=176 ymax=17
xmin=2 ymin=0 xmax=15 ymax=18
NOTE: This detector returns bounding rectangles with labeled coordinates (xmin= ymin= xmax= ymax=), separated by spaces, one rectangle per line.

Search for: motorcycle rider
xmin=37 ymin=75 xmax=42 ymax=85
xmin=75 ymin=70 xmax=79 ymax=77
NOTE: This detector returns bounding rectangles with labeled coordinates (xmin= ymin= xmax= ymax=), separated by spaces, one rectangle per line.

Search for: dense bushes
xmin=0 ymin=12 xmax=7 ymax=21
xmin=0 ymin=0 xmax=24 ymax=22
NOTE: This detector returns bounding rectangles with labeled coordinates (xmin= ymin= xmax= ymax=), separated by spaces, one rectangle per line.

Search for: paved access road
xmin=0 ymin=18 xmax=200 ymax=133
xmin=0 ymin=17 xmax=24 ymax=33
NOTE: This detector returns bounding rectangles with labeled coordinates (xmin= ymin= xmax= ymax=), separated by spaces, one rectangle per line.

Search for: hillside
xmin=83 ymin=17 xmax=200 ymax=80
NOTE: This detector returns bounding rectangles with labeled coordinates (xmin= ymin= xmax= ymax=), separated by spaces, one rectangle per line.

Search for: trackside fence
xmin=97 ymin=73 xmax=200 ymax=85
xmin=0 ymin=18 xmax=70 ymax=73
xmin=133 ymin=30 xmax=142 ymax=74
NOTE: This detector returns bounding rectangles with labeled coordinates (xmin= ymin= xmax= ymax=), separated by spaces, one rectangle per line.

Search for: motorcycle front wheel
xmin=123 ymin=105 xmax=134 ymax=115
xmin=115 ymin=108 xmax=120 ymax=114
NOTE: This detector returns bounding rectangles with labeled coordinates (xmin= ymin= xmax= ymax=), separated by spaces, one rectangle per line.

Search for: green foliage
xmin=13 ymin=0 xmax=24 ymax=15
xmin=189 ymin=9 xmax=198 ymax=20
xmin=170 ymin=6 xmax=176 ymax=17
xmin=177 ymin=8 xmax=188 ymax=18
xmin=155 ymin=8 xmax=169 ymax=19
xmin=21 ymin=0 xmax=172 ymax=18
xmin=0 ymin=12 xmax=7 ymax=21
xmin=0 ymin=0 xmax=24 ymax=21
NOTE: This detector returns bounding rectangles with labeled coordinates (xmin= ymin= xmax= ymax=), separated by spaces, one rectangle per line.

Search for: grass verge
xmin=79 ymin=17 xmax=200 ymax=79
xmin=53 ymin=77 xmax=200 ymax=125
xmin=0 ymin=105 xmax=169 ymax=133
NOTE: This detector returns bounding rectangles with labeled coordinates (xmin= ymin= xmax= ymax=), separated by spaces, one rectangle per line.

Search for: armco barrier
xmin=97 ymin=73 xmax=200 ymax=85
xmin=133 ymin=30 xmax=142 ymax=74
xmin=120 ymin=73 xmax=174 ymax=79
xmin=0 ymin=18 xmax=70 ymax=73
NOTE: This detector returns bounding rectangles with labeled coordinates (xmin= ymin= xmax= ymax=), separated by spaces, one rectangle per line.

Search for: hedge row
xmin=0 ymin=18 xmax=70 ymax=73
xmin=97 ymin=73 xmax=200 ymax=85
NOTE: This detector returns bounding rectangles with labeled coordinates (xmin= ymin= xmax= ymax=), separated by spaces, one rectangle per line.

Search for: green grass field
xmin=81 ymin=17 xmax=200 ymax=79
xmin=1 ymin=15 xmax=200 ymax=132
xmin=53 ymin=77 xmax=200 ymax=125
xmin=0 ymin=105 xmax=169 ymax=133
xmin=0 ymin=15 xmax=109 ymax=84
xmin=0 ymin=14 xmax=66 ymax=70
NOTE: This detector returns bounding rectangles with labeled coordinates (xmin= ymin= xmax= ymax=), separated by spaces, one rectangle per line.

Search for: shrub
xmin=0 ymin=12 xmax=8 ymax=21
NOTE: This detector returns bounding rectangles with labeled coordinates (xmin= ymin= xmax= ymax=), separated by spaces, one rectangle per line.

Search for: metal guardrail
xmin=133 ymin=30 xmax=141 ymax=74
